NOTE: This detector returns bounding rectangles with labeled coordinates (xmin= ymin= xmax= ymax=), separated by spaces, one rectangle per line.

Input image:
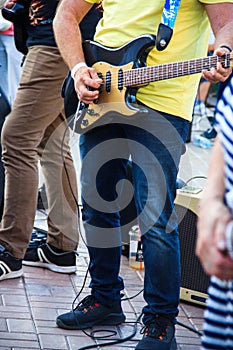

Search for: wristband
xmin=225 ymin=221 xmax=233 ymax=260
xmin=71 ymin=62 xmax=87 ymax=79
xmin=219 ymin=45 xmax=233 ymax=53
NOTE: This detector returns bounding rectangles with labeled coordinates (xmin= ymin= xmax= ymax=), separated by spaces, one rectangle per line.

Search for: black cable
xmin=121 ymin=288 xmax=143 ymax=301
xmin=61 ymin=115 xmax=82 ymax=217
xmin=77 ymin=313 xmax=143 ymax=350
xmin=32 ymin=226 xmax=48 ymax=235
xmin=177 ymin=175 xmax=207 ymax=190
xmin=71 ymin=265 xmax=90 ymax=308
xmin=176 ymin=320 xmax=203 ymax=336
xmin=60 ymin=116 xmax=88 ymax=247
xmin=89 ymin=329 xmax=118 ymax=339
xmin=36 ymin=208 xmax=48 ymax=217
xmin=185 ymin=175 xmax=207 ymax=185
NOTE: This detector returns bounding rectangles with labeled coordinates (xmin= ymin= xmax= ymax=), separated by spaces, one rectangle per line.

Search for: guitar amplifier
xmin=175 ymin=188 xmax=209 ymax=307
xmin=121 ymin=185 xmax=209 ymax=307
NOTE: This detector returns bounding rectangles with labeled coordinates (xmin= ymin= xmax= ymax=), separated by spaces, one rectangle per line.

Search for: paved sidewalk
xmin=0 ymin=231 xmax=205 ymax=350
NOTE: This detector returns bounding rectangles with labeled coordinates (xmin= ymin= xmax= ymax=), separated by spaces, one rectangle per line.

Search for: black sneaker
xmin=0 ymin=245 xmax=23 ymax=281
xmin=135 ymin=315 xmax=177 ymax=350
xmin=23 ymin=243 xmax=77 ymax=274
xmin=56 ymin=295 xmax=126 ymax=330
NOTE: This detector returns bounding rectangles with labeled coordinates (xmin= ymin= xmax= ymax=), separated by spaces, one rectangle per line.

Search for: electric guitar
xmin=63 ymin=34 xmax=233 ymax=134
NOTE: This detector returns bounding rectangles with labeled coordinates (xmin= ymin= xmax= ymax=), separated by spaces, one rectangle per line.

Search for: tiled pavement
xmin=0 ymin=239 xmax=206 ymax=350
xmin=0 ymin=118 xmax=214 ymax=350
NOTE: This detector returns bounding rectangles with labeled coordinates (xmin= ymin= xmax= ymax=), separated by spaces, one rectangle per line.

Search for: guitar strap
xmin=156 ymin=0 xmax=181 ymax=51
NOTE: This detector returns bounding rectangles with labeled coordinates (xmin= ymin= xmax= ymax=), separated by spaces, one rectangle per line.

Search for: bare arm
xmin=53 ymin=0 xmax=90 ymax=69
xmin=196 ymin=136 xmax=233 ymax=280
xmin=53 ymin=0 xmax=102 ymax=103
xmin=202 ymin=3 xmax=233 ymax=83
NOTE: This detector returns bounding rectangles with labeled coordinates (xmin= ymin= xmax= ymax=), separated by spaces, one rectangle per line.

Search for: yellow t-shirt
xmin=85 ymin=0 xmax=231 ymax=120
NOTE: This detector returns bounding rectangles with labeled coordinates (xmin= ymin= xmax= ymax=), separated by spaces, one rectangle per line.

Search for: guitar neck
xmin=123 ymin=54 xmax=232 ymax=86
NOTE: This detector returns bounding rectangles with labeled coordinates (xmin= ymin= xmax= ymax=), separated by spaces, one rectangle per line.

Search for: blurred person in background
xmin=0 ymin=0 xmax=101 ymax=280
xmin=196 ymin=74 xmax=233 ymax=350
xmin=0 ymin=9 xmax=22 ymax=220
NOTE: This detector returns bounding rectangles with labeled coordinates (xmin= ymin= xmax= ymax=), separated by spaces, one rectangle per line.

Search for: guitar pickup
xmin=118 ymin=68 xmax=123 ymax=91
xmin=105 ymin=71 xmax=111 ymax=93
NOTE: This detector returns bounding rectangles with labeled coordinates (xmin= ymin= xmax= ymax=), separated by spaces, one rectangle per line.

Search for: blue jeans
xmin=79 ymin=107 xmax=189 ymax=323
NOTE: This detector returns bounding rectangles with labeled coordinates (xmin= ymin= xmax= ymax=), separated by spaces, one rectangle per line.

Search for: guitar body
xmin=63 ymin=34 xmax=156 ymax=133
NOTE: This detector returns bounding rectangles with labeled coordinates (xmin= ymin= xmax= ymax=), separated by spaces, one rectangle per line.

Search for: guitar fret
xmin=159 ymin=65 xmax=165 ymax=76
xmin=169 ymin=64 xmax=173 ymax=78
xmin=142 ymin=67 xmax=148 ymax=79
xmin=151 ymin=66 xmax=159 ymax=80
xmin=178 ymin=62 xmax=183 ymax=75
xmin=137 ymin=71 xmax=142 ymax=84
xmin=175 ymin=62 xmax=178 ymax=77
xmin=204 ymin=58 xmax=209 ymax=69
xmin=190 ymin=60 xmax=194 ymax=73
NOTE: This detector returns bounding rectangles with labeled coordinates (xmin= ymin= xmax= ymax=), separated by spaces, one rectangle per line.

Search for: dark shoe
xmin=56 ymin=295 xmax=126 ymax=330
xmin=23 ymin=243 xmax=77 ymax=274
xmin=201 ymin=127 xmax=217 ymax=140
xmin=0 ymin=245 xmax=23 ymax=281
xmin=135 ymin=315 xmax=176 ymax=350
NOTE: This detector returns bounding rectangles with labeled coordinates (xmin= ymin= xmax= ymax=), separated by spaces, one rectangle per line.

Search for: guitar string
xmin=93 ymin=54 xmax=231 ymax=88
xmin=99 ymin=55 xmax=228 ymax=81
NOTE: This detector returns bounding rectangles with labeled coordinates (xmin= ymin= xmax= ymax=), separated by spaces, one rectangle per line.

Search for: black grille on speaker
xmin=175 ymin=204 xmax=210 ymax=294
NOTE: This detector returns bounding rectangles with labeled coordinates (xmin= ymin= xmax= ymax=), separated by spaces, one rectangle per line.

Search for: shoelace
xmin=140 ymin=319 xmax=168 ymax=339
xmin=74 ymin=295 xmax=99 ymax=312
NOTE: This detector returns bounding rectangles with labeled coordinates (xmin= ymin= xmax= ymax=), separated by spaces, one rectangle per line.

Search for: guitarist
xmin=0 ymin=2 xmax=101 ymax=278
xmin=53 ymin=1 xmax=233 ymax=350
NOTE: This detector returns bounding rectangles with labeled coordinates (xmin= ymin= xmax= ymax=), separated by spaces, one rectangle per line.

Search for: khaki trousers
xmin=0 ymin=46 xmax=79 ymax=259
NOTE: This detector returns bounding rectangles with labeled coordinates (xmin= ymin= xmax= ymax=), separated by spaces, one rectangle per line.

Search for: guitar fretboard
xmin=122 ymin=54 xmax=231 ymax=87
